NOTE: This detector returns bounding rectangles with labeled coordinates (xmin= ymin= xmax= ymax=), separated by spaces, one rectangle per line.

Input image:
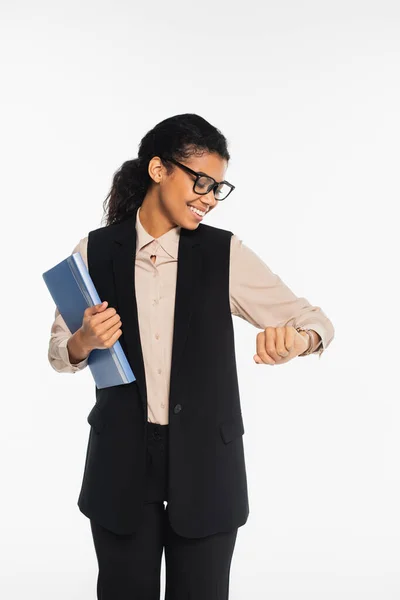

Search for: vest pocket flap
xmin=220 ymin=414 xmax=245 ymax=444
xmin=87 ymin=404 xmax=105 ymax=433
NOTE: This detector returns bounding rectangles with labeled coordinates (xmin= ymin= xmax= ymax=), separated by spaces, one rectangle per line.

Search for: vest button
xmin=173 ymin=404 xmax=182 ymax=414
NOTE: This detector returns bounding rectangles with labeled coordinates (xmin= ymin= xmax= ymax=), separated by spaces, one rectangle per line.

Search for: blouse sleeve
xmin=229 ymin=234 xmax=335 ymax=358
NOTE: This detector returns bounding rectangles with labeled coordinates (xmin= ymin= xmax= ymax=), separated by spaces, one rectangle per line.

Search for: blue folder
xmin=43 ymin=252 xmax=136 ymax=389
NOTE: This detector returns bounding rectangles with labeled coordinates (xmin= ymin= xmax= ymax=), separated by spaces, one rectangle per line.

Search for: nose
xmin=201 ymin=190 xmax=217 ymax=209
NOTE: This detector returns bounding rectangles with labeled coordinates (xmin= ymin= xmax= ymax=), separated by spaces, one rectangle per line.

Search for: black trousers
xmin=89 ymin=421 xmax=238 ymax=600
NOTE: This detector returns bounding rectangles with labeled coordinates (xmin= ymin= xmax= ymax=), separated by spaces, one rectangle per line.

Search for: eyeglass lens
xmin=194 ymin=176 xmax=231 ymax=200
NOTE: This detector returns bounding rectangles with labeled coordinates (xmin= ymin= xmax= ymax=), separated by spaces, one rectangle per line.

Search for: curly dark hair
xmin=101 ymin=113 xmax=231 ymax=226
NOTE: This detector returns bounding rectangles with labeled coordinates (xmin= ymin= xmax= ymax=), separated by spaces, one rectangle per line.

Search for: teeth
xmin=189 ymin=206 xmax=205 ymax=217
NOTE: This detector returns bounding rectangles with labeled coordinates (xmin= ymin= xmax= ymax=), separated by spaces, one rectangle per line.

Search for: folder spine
xmin=68 ymin=255 xmax=134 ymax=385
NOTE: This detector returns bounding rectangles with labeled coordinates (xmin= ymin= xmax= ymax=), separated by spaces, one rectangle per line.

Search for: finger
xmin=103 ymin=326 xmax=123 ymax=348
xmin=92 ymin=307 xmax=117 ymax=324
xmin=96 ymin=313 xmax=122 ymax=336
xmin=86 ymin=301 xmax=107 ymax=316
xmin=97 ymin=319 xmax=122 ymax=345
xmin=255 ymin=329 xmax=276 ymax=365
xmin=275 ymin=327 xmax=289 ymax=357
xmin=265 ymin=327 xmax=284 ymax=362
xmin=284 ymin=326 xmax=296 ymax=354
xmin=96 ymin=301 xmax=108 ymax=311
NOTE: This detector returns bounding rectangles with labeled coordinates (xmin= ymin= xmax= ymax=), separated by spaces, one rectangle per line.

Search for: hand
xmin=80 ymin=301 xmax=123 ymax=352
xmin=253 ymin=326 xmax=310 ymax=365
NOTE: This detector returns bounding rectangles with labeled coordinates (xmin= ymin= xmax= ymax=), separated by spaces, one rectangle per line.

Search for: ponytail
xmin=102 ymin=158 xmax=150 ymax=226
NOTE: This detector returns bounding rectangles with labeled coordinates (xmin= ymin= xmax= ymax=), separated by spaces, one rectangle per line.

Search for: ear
xmin=148 ymin=156 xmax=164 ymax=183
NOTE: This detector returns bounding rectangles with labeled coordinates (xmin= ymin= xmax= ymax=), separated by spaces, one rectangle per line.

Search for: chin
xmin=185 ymin=220 xmax=200 ymax=230
xmin=183 ymin=204 xmax=206 ymax=228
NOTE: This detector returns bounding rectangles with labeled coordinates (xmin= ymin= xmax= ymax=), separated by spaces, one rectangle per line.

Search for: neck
xmin=139 ymin=195 xmax=178 ymax=239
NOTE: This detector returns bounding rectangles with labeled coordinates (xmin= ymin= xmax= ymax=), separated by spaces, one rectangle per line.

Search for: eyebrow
xmin=197 ymin=170 xmax=222 ymax=182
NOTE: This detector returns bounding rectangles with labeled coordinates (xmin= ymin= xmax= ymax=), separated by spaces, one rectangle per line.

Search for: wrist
xmin=78 ymin=328 xmax=92 ymax=352
xmin=296 ymin=328 xmax=314 ymax=356
xmin=67 ymin=329 xmax=92 ymax=364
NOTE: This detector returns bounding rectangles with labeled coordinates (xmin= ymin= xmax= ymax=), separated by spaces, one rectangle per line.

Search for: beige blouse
xmin=48 ymin=206 xmax=334 ymax=424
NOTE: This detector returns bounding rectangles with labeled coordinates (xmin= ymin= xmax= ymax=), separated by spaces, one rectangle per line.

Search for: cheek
xmin=160 ymin=184 xmax=187 ymax=211
xmin=168 ymin=180 xmax=195 ymax=204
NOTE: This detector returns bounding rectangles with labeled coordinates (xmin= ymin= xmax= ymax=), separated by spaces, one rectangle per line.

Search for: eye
xmin=196 ymin=181 xmax=208 ymax=190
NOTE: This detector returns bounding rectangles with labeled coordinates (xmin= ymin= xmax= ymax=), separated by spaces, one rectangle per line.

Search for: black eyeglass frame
xmin=162 ymin=157 xmax=235 ymax=201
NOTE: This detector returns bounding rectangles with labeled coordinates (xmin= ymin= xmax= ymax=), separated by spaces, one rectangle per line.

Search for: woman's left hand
xmin=253 ymin=326 xmax=310 ymax=365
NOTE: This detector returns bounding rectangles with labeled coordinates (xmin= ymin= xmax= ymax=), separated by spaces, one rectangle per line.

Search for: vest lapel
xmin=111 ymin=206 xmax=202 ymax=420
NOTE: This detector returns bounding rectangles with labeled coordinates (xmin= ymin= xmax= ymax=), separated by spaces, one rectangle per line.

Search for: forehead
xmin=186 ymin=152 xmax=228 ymax=180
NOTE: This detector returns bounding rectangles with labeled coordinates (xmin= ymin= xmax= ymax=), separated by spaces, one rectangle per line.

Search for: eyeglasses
xmin=162 ymin=157 xmax=235 ymax=201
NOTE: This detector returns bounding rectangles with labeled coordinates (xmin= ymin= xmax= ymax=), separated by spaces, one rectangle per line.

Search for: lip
xmin=187 ymin=205 xmax=207 ymax=221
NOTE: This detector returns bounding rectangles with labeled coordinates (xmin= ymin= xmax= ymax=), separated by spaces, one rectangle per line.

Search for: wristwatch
xmin=295 ymin=327 xmax=317 ymax=356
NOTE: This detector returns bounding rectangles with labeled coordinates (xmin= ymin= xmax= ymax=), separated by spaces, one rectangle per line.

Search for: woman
xmin=48 ymin=113 xmax=334 ymax=599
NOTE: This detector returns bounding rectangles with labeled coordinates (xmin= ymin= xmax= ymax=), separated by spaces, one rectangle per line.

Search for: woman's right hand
xmin=80 ymin=301 xmax=123 ymax=352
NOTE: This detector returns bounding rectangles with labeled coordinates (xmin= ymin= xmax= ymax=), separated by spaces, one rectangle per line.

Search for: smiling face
xmin=145 ymin=151 xmax=229 ymax=231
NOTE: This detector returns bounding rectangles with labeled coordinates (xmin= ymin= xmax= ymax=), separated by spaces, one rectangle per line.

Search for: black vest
xmin=77 ymin=205 xmax=249 ymax=537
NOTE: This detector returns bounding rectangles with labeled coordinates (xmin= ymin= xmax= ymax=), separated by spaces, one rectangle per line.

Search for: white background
xmin=1 ymin=1 xmax=399 ymax=598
